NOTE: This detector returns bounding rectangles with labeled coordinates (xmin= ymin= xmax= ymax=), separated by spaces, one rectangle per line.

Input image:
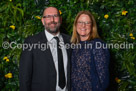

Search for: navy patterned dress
xmin=71 ymin=38 xmax=110 ymax=91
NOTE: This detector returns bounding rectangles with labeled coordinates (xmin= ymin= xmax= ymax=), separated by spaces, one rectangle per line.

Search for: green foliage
xmin=0 ymin=0 xmax=136 ymax=90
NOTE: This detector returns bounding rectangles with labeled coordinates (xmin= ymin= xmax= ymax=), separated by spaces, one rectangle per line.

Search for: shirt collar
xmin=45 ymin=29 xmax=60 ymax=41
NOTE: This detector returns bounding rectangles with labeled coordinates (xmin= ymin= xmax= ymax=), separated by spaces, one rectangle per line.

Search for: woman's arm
xmin=92 ymin=39 xmax=110 ymax=90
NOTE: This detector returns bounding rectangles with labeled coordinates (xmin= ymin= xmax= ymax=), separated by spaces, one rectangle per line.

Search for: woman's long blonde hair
xmin=71 ymin=11 xmax=100 ymax=44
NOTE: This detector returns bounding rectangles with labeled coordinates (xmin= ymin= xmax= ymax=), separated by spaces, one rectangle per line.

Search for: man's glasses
xmin=43 ymin=14 xmax=59 ymax=19
xmin=77 ymin=21 xmax=92 ymax=26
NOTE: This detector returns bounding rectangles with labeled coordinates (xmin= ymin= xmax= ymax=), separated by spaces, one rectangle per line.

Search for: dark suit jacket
xmin=19 ymin=31 xmax=71 ymax=91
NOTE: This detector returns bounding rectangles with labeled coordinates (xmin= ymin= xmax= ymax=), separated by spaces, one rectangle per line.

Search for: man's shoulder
xmin=24 ymin=31 xmax=44 ymax=43
xmin=61 ymin=33 xmax=71 ymax=40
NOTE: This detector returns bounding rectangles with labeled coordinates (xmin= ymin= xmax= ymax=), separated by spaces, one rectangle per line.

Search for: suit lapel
xmin=61 ymin=33 xmax=71 ymax=59
xmin=40 ymin=31 xmax=56 ymax=74
xmin=61 ymin=33 xmax=71 ymax=90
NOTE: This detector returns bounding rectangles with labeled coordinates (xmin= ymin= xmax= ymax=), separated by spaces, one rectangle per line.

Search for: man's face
xmin=42 ymin=7 xmax=61 ymax=35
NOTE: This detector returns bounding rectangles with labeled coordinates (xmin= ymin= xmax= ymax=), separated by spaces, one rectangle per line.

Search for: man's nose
xmin=50 ymin=16 xmax=54 ymax=21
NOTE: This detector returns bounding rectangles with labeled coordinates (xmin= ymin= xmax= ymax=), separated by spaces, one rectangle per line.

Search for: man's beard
xmin=44 ymin=21 xmax=60 ymax=34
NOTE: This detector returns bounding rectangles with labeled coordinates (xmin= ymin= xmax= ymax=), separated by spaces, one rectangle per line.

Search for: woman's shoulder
xmin=88 ymin=38 xmax=108 ymax=50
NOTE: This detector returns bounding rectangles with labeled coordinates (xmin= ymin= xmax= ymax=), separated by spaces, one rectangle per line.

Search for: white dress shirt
xmin=45 ymin=30 xmax=68 ymax=91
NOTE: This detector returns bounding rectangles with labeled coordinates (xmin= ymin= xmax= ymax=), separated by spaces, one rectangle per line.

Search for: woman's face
xmin=76 ymin=14 xmax=92 ymax=41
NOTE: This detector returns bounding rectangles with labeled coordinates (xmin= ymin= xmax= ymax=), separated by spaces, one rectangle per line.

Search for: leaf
xmin=119 ymin=81 xmax=129 ymax=90
xmin=17 ymin=8 xmax=24 ymax=17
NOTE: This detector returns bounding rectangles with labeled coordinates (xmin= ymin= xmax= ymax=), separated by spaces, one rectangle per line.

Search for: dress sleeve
xmin=92 ymin=40 xmax=110 ymax=90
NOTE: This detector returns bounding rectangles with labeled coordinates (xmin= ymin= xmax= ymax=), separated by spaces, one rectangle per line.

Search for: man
xmin=19 ymin=7 xmax=71 ymax=91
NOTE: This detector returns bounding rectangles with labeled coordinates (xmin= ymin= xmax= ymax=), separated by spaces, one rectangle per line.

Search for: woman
xmin=71 ymin=11 xmax=110 ymax=91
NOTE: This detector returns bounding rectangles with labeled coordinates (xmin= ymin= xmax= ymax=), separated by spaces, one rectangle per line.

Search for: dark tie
xmin=54 ymin=37 xmax=66 ymax=89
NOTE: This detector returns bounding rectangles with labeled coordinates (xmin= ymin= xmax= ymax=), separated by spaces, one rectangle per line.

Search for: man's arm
xmin=19 ymin=37 xmax=33 ymax=91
